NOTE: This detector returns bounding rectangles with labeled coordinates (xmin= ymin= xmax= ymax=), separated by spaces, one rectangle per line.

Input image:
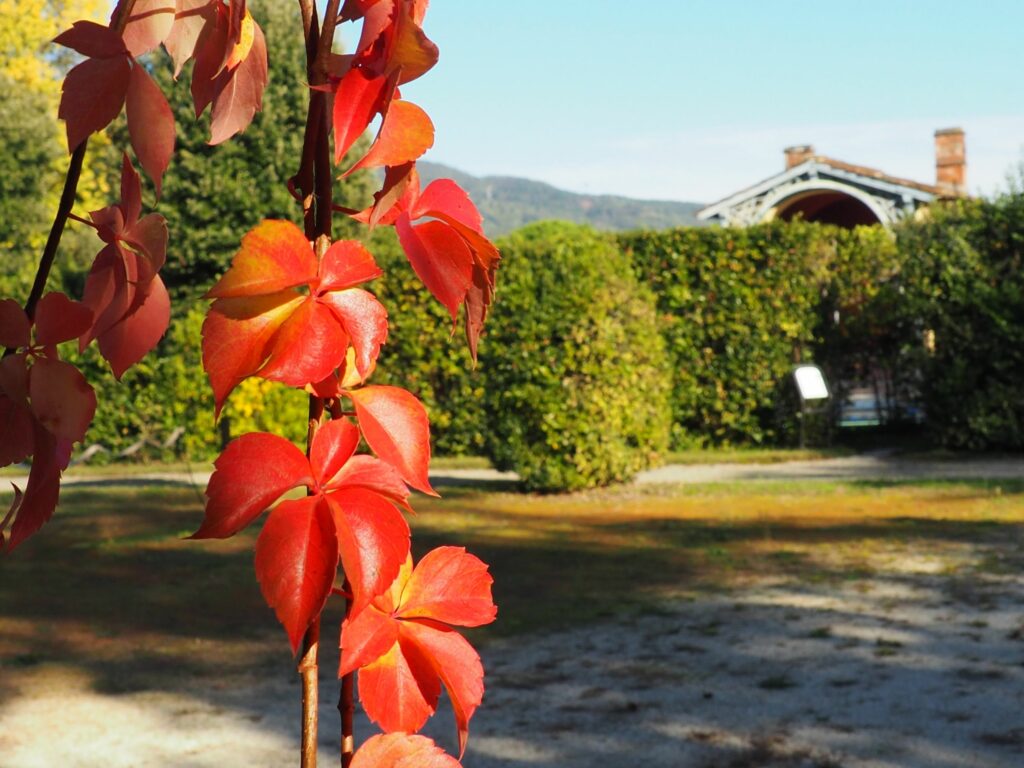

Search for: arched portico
xmin=696 ymin=153 xmax=949 ymax=229
xmin=757 ymin=179 xmax=891 ymax=227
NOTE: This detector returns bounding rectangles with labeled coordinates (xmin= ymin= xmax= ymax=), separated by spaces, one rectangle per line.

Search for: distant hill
xmin=415 ymin=161 xmax=706 ymax=237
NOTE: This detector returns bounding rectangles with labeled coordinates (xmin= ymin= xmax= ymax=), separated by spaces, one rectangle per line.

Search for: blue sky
xmin=384 ymin=0 xmax=1024 ymax=202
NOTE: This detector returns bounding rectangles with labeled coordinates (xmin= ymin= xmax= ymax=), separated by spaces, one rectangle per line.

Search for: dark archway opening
xmin=775 ymin=191 xmax=880 ymax=228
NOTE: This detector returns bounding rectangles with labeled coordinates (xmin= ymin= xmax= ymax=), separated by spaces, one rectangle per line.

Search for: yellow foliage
xmin=0 ymin=0 xmax=110 ymax=214
xmin=0 ymin=0 xmax=107 ymax=95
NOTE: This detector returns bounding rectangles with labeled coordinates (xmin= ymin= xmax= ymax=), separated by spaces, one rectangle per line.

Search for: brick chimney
xmin=934 ymin=128 xmax=966 ymax=194
xmin=785 ymin=145 xmax=814 ymax=169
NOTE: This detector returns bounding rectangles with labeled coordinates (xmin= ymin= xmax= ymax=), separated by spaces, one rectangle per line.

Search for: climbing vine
xmin=0 ymin=2 xmax=499 ymax=765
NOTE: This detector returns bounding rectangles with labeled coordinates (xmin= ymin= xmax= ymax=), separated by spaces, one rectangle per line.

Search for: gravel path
xmin=4 ymin=556 xmax=1024 ymax=768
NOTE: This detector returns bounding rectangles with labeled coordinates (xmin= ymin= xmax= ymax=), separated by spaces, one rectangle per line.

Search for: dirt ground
xmin=2 ymin=471 xmax=1024 ymax=767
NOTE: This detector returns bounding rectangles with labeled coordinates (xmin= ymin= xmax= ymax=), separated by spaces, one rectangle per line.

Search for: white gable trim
xmin=757 ymin=178 xmax=895 ymax=226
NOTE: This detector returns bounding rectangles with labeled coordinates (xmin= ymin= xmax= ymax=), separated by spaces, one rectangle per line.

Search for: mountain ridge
xmin=415 ymin=161 xmax=706 ymax=236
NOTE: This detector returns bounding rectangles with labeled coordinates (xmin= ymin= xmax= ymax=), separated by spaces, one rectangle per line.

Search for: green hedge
xmin=481 ymin=222 xmax=671 ymax=491
xmin=891 ymin=196 xmax=1024 ymax=449
xmin=624 ymin=222 xmax=821 ymax=447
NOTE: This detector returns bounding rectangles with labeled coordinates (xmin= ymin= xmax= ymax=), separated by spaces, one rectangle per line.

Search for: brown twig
xmin=300 ymin=395 xmax=326 ymax=767
xmin=299 ymin=617 xmax=321 ymax=768
xmin=338 ymin=578 xmax=355 ymax=768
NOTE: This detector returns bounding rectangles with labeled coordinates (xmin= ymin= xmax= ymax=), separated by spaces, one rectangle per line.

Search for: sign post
xmin=792 ymin=365 xmax=830 ymax=448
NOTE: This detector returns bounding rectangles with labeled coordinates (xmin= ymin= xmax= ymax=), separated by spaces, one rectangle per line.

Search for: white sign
xmin=794 ymin=365 xmax=829 ymax=401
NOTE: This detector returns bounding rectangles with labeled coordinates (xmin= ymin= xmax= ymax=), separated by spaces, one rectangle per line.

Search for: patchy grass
xmin=664 ymin=447 xmax=852 ymax=465
xmin=0 ymin=454 xmax=492 ymax=479
xmin=1 ymin=478 xmax=1023 ymax=696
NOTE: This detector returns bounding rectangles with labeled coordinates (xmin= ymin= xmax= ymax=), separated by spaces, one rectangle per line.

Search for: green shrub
xmin=64 ymin=305 xmax=308 ymax=462
xmin=482 ymin=222 xmax=671 ymax=491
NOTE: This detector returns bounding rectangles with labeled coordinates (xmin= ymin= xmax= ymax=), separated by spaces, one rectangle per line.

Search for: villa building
xmin=697 ymin=128 xmax=966 ymax=229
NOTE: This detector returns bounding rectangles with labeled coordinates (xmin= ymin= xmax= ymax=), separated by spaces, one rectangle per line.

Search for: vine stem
xmin=339 ymin=583 xmax=355 ymax=768
xmin=300 ymin=395 xmax=326 ymax=767
xmin=297 ymin=1 xmax=344 ymax=762
xmin=329 ymin=399 xmax=355 ymax=767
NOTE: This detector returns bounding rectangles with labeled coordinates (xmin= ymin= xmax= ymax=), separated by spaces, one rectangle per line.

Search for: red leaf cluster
xmin=55 ymin=20 xmax=175 ymax=194
xmin=201 ymin=220 xmax=389 ymax=414
xmin=79 ymin=156 xmax=171 ymax=379
xmin=0 ymin=294 xmax=96 ymax=551
xmin=331 ymin=3 xmax=500 ymax=357
xmin=341 ymin=547 xmax=496 ymax=756
xmin=193 ymin=416 xmax=410 ymax=652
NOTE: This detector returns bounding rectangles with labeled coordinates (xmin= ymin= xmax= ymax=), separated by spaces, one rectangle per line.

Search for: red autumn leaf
xmin=0 ymin=300 xmax=93 ymax=553
xmin=195 ymin=432 xmax=313 ymax=539
xmin=0 ymin=355 xmax=35 ymax=468
xmin=33 ymin=292 xmax=93 ymax=348
xmin=53 ymin=20 xmax=127 ymax=58
xmin=348 ymin=169 xmax=500 ymax=359
xmin=164 ymin=0 xmax=218 ymax=77
xmin=332 ymin=68 xmax=395 ymax=165
xmin=209 ymin=20 xmax=267 ymax=145
xmin=59 ymin=55 xmax=131 ymax=150
xmin=350 ymin=733 xmax=462 ymax=768
xmin=345 ymin=385 xmax=435 ymax=496
xmin=0 ymin=294 xmax=97 ymax=449
xmin=122 ymin=0 xmax=176 ymax=57
xmin=202 ymin=292 xmax=305 ymax=416
xmin=396 ymin=545 xmax=497 ymax=626
xmin=255 ymin=496 xmax=338 ymax=654
xmin=3 ymin=423 xmax=65 ymax=553
xmin=189 ymin=1 xmax=268 ymax=145
xmin=28 ymin=358 xmax=96 ymax=445
xmin=340 ymin=547 xmax=496 ymax=755
xmin=346 ymin=100 xmax=434 ymax=176
xmin=395 ymin=218 xmax=473 ymax=324
xmin=323 ymin=455 xmax=411 ymax=512
xmin=385 ymin=2 xmax=439 ymax=85
xmin=0 ymin=299 xmax=31 ymax=349
xmin=204 ymin=219 xmax=316 ymax=297
xmin=203 ymin=221 xmax=387 ymax=411
xmin=79 ymin=156 xmax=170 ymax=379
xmin=193 ymin=419 xmax=414 ymax=645
xmin=126 ymin=64 xmax=175 ymax=197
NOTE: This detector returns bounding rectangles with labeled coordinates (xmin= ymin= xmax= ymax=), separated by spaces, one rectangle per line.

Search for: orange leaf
xmin=350 ymin=734 xmax=461 ymax=768
xmin=202 ymin=291 xmax=304 ymax=415
xmin=398 ymin=547 xmax=497 ymax=627
xmin=346 ymin=386 xmax=435 ymax=495
xmin=207 ymin=220 xmax=317 ymax=299
xmin=347 ymin=100 xmax=434 ymax=175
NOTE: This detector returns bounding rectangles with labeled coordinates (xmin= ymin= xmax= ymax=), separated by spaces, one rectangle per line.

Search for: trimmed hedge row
xmin=622 ymin=221 xmax=899 ymax=448
xmin=62 ymin=194 xmax=1024 ymax=482
xmin=889 ymin=196 xmax=1024 ymax=449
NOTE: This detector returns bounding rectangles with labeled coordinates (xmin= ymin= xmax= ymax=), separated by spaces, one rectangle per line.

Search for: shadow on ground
xmin=1 ymin=479 xmax=1023 ymax=766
